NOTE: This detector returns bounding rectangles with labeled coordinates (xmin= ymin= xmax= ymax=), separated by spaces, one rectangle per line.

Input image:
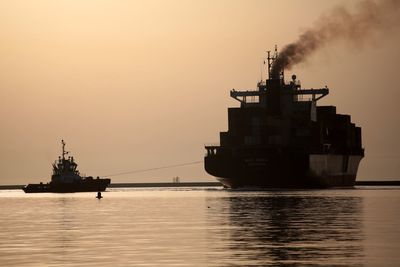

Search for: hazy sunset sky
xmin=1 ymin=0 xmax=399 ymax=185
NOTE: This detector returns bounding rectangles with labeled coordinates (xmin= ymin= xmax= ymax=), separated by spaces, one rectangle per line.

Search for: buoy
xmin=96 ymin=192 xmax=103 ymax=199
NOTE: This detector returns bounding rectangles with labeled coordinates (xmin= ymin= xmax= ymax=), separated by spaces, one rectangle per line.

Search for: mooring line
xmin=102 ymin=160 xmax=203 ymax=177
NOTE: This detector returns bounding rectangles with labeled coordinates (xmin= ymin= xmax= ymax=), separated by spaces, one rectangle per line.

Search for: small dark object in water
xmin=96 ymin=192 xmax=103 ymax=199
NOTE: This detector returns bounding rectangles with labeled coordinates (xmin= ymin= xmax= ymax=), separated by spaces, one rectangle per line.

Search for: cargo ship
xmin=23 ymin=140 xmax=111 ymax=193
xmin=205 ymin=48 xmax=364 ymax=188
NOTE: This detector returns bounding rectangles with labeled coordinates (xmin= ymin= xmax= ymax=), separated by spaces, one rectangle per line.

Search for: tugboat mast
xmin=61 ymin=140 xmax=68 ymax=159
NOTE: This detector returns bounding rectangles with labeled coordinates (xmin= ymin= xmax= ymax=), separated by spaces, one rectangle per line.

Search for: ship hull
xmin=205 ymin=153 xmax=363 ymax=189
xmin=23 ymin=178 xmax=111 ymax=193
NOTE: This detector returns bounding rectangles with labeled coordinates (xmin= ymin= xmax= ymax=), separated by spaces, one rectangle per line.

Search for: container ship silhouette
xmin=23 ymin=140 xmax=110 ymax=193
xmin=205 ymin=48 xmax=364 ymax=188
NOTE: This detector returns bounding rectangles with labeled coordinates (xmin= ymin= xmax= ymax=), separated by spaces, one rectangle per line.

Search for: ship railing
xmin=230 ymin=89 xmax=261 ymax=104
xmin=292 ymin=88 xmax=329 ymax=101
xmin=205 ymin=143 xmax=220 ymax=148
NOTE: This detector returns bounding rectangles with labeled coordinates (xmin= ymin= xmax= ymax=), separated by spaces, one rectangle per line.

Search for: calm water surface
xmin=1 ymin=187 xmax=400 ymax=266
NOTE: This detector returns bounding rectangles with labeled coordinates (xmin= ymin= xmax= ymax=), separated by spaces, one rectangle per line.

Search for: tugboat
xmin=23 ymin=140 xmax=111 ymax=193
xmin=204 ymin=48 xmax=364 ymax=188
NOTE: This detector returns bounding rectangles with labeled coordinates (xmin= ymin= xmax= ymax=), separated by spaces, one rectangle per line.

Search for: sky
xmin=0 ymin=0 xmax=399 ymax=185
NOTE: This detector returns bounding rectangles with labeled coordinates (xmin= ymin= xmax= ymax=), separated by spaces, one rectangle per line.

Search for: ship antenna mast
xmin=267 ymin=45 xmax=281 ymax=80
xmin=61 ymin=139 xmax=68 ymax=159
xmin=267 ymin=50 xmax=271 ymax=79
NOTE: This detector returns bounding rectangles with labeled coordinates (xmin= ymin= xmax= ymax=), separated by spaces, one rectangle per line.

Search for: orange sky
xmin=0 ymin=0 xmax=399 ymax=184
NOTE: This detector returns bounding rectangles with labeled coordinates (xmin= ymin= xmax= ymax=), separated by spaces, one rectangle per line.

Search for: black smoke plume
xmin=271 ymin=0 xmax=400 ymax=78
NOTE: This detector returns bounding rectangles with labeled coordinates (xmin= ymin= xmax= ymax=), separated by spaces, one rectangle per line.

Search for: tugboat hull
xmin=23 ymin=178 xmax=111 ymax=193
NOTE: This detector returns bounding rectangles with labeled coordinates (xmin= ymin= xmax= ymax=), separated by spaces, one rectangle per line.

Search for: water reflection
xmin=207 ymin=192 xmax=364 ymax=266
xmin=0 ymin=189 xmax=373 ymax=266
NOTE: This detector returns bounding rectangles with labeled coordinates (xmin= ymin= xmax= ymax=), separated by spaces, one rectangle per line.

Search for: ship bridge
xmin=230 ymin=47 xmax=329 ymax=107
xmin=230 ymin=78 xmax=329 ymax=107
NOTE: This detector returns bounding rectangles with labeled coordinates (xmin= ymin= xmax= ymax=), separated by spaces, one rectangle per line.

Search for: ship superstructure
xmin=23 ymin=140 xmax=111 ymax=193
xmin=205 ymin=48 xmax=364 ymax=188
xmin=51 ymin=140 xmax=82 ymax=183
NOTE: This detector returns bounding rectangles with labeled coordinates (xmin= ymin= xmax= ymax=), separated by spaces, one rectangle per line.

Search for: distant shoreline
xmin=0 ymin=182 xmax=222 ymax=190
xmin=1 ymin=181 xmax=400 ymax=190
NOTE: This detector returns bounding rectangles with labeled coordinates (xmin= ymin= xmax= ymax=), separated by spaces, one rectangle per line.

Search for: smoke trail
xmin=271 ymin=0 xmax=400 ymax=78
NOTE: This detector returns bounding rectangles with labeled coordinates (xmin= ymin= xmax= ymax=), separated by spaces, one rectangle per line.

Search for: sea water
xmin=0 ymin=187 xmax=400 ymax=266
